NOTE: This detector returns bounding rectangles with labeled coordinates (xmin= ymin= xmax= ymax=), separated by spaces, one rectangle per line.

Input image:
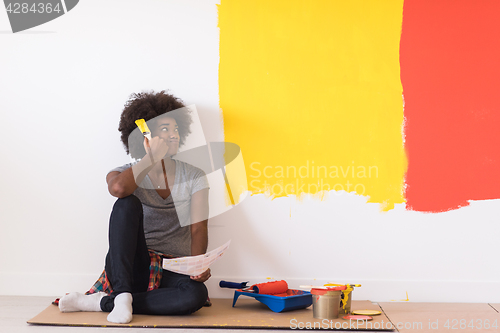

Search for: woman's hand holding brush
xmin=143 ymin=136 xmax=169 ymax=165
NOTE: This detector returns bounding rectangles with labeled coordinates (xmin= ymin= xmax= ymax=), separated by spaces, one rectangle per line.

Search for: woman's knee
xmin=109 ymin=195 xmax=144 ymax=232
xmin=113 ymin=195 xmax=142 ymax=213
xmin=110 ymin=195 xmax=143 ymax=221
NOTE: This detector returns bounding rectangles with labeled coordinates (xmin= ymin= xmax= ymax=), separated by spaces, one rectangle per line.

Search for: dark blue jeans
xmin=100 ymin=195 xmax=208 ymax=315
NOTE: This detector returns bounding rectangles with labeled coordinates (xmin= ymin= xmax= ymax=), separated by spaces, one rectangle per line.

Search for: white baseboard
xmin=0 ymin=272 xmax=99 ymax=297
xmin=207 ymin=278 xmax=500 ymax=303
xmin=2 ymin=272 xmax=499 ymax=303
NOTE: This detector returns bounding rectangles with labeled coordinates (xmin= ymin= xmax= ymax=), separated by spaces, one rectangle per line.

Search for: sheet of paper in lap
xmin=162 ymin=240 xmax=231 ymax=276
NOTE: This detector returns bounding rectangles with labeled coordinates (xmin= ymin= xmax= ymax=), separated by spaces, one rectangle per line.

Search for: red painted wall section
xmin=401 ymin=0 xmax=500 ymax=212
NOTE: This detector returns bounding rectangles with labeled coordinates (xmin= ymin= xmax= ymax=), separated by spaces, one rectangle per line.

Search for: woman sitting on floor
xmin=58 ymin=91 xmax=211 ymax=324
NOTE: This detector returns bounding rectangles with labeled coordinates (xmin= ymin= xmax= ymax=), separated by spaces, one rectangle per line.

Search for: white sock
xmin=107 ymin=292 xmax=133 ymax=324
xmin=58 ymin=292 xmax=105 ymax=312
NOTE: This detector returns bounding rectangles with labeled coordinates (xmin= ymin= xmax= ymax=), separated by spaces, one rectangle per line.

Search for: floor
xmin=6 ymin=296 xmax=499 ymax=332
xmin=1 ymin=296 xmax=358 ymax=333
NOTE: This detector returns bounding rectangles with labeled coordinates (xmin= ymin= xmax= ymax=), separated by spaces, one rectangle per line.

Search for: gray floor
xmin=0 ymin=296 xmax=357 ymax=333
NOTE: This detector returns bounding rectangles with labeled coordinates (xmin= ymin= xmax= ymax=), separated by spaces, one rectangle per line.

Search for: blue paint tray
xmin=232 ymin=289 xmax=312 ymax=313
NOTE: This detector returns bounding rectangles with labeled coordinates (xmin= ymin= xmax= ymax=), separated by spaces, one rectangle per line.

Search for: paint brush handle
xmin=326 ymin=283 xmax=361 ymax=287
xmin=145 ymin=139 xmax=155 ymax=165
xmin=299 ymin=285 xmax=329 ymax=289
xmin=161 ymin=159 xmax=169 ymax=189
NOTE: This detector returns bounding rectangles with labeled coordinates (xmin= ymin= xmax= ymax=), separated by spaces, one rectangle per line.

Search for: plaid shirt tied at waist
xmin=86 ymin=249 xmax=175 ymax=295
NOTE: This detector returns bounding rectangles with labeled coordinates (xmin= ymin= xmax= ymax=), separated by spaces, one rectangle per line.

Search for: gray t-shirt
xmin=108 ymin=159 xmax=209 ymax=257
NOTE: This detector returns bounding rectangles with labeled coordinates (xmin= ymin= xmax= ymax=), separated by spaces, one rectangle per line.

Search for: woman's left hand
xmin=190 ymin=268 xmax=211 ymax=283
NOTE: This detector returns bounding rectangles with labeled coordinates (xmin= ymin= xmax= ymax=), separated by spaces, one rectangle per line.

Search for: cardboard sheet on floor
xmin=28 ymin=299 xmax=392 ymax=330
xmin=379 ymin=302 xmax=500 ymax=333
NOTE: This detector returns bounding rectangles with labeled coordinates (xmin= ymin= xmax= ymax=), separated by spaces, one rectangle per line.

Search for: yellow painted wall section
xmin=219 ymin=0 xmax=406 ymax=210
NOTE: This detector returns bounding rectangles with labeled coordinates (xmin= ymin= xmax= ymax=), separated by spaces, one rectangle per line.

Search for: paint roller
xmin=252 ymin=280 xmax=288 ymax=295
xmin=219 ymin=281 xmax=250 ymax=290
xmin=220 ymin=280 xmax=289 ymax=295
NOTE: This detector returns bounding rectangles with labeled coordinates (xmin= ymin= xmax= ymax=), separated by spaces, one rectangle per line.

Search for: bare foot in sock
xmin=59 ymin=292 xmax=105 ymax=312
xmin=107 ymin=292 xmax=133 ymax=324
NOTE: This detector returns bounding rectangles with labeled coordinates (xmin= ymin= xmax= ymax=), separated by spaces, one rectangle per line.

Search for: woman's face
xmin=152 ymin=116 xmax=180 ymax=156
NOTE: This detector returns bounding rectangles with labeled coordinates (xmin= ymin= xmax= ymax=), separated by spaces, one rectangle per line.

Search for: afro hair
xmin=118 ymin=90 xmax=193 ymax=159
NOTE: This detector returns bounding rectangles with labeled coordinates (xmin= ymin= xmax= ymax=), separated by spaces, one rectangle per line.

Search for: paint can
xmin=339 ymin=289 xmax=352 ymax=314
xmin=311 ymin=287 xmax=343 ymax=320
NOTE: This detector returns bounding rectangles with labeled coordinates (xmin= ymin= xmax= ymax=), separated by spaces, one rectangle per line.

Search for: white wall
xmin=0 ymin=0 xmax=498 ymax=303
